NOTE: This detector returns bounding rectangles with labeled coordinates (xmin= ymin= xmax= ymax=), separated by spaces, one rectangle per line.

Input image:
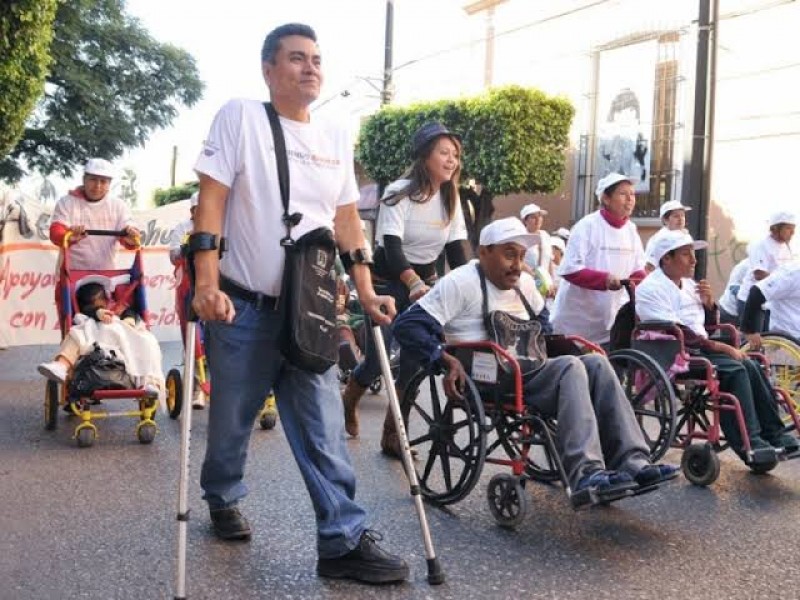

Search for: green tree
xmin=0 ymin=0 xmax=204 ymax=182
xmin=153 ymin=180 xmax=198 ymax=207
xmin=0 ymin=0 xmax=58 ymax=159
xmin=358 ymin=86 xmax=574 ymax=245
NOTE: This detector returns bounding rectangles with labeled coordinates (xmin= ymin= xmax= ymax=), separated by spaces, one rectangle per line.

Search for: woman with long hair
xmin=343 ymin=122 xmax=469 ymax=458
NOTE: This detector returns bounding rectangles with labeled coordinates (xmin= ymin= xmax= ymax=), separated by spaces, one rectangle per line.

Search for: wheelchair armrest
xmin=636 ymin=320 xmax=680 ymax=331
xmin=706 ymin=323 xmax=740 ymax=347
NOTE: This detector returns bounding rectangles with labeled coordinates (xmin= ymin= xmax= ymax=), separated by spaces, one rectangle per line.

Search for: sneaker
xmin=634 ymin=464 xmax=680 ymax=487
xmin=192 ymin=389 xmax=206 ymax=410
xmin=766 ymin=433 xmax=800 ymax=454
xmin=575 ymin=469 xmax=634 ymax=493
xmin=317 ymin=530 xmax=409 ymax=584
xmin=38 ymin=361 xmax=67 ymax=383
xmin=209 ymin=507 xmax=251 ymax=541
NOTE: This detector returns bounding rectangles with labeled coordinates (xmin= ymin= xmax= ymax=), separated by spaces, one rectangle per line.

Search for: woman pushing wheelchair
xmin=392 ymin=218 xmax=678 ymax=509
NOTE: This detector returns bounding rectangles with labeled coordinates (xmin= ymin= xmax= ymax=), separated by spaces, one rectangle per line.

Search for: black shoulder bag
xmin=264 ymin=103 xmax=338 ymax=373
xmin=68 ymin=343 xmax=135 ymax=400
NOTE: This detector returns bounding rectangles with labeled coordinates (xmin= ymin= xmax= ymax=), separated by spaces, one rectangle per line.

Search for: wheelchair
xmin=741 ymin=332 xmax=800 ymax=419
xmin=625 ymin=321 xmax=800 ymax=487
xmin=46 ymin=230 xmax=159 ymax=448
xmin=399 ymin=334 xmax=674 ymax=529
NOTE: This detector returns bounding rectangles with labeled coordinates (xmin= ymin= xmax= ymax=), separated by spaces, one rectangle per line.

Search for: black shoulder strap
xmin=474 ymin=263 xmax=536 ymax=320
xmin=264 ymin=102 xmax=300 ymax=246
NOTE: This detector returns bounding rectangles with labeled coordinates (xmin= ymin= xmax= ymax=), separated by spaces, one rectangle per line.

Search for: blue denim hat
xmin=411 ymin=122 xmax=460 ymax=157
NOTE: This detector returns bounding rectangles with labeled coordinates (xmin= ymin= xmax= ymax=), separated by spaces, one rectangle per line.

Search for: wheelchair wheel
xmin=681 ymin=442 xmax=720 ymax=486
xmin=608 ymin=349 xmax=677 ymax=462
xmin=44 ymin=380 xmax=59 ymax=431
xmin=493 ymin=411 xmax=560 ymax=483
xmin=487 ymin=473 xmax=528 ymax=529
xmin=166 ymin=368 xmax=183 ymax=420
xmin=742 ymin=333 xmax=800 ymax=418
xmin=405 ymin=367 xmax=487 ymax=505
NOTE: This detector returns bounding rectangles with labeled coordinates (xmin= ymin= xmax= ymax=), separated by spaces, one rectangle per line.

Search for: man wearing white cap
xmin=636 ymin=230 xmax=799 ymax=463
xmin=643 ymin=199 xmax=692 ymax=272
xmin=50 ymin=158 xmax=140 ymax=270
xmin=393 ymin=217 xmax=678 ymax=509
xmin=736 ymin=210 xmax=796 ymax=324
xmin=550 ymin=172 xmax=646 ymax=345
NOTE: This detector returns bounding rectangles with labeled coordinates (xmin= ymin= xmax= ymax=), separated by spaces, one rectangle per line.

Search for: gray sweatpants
xmin=523 ymin=354 xmax=651 ymax=489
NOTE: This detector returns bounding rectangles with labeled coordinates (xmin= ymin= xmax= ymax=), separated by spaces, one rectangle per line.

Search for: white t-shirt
xmin=194 ymin=99 xmax=358 ymax=296
xmin=635 ymin=268 xmax=708 ymax=337
xmin=737 ymin=234 xmax=795 ymax=302
xmin=756 ymin=263 xmax=800 ymax=337
xmin=375 ymin=178 xmax=467 ymax=264
xmin=418 ymin=260 xmax=545 ymax=343
xmin=523 ymin=229 xmax=553 ymax=272
xmin=550 ymin=211 xmax=645 ymax=344
xmin=718 ymin=258 xmax=748 ymax=316
xmin=51 ymin=191 xmax=135 ymax=270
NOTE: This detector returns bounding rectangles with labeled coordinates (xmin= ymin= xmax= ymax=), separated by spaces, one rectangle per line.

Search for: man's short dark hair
xmin=261 ymin=23 xmax=317 ymax=63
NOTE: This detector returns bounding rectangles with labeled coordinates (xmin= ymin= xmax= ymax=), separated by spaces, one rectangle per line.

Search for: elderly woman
xmin=342 ymin=122 xmax=469 ymax=457
xmin=550 ymin=172 xmax=646 ymax=346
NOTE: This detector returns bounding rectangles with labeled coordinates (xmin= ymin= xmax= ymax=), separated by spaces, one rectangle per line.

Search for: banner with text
xmin=1 ymin=191 xmax=190 ymax=347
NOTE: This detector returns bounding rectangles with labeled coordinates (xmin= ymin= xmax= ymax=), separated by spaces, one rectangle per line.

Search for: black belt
xmin=219 ymin=275 xmax=277 ymax=311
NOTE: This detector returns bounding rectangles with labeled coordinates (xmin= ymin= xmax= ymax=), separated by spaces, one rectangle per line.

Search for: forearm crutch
xmin=371 ymin=324 xmax=445 ymax=585
xmin=174 ymin=315 xmax=196 ymax=599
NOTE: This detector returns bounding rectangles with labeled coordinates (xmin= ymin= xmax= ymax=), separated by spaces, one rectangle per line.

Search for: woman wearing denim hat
xmin=549 ymin=172 xmax=646 ymax=346
xmin=342 ymin=121 xmax=469 ymax=457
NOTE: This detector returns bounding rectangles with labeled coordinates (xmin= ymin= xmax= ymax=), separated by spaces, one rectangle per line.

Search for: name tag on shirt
xmin=471 ymin=352 xmax=498 ymax=384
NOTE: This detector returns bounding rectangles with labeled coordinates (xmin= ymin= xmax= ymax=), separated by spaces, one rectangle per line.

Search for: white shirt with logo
xmin=523 ymin=229 xmax=553 ymax=272
xmin=51 ymin=192 xmax=135 ymax=270
xmin=194 ymin=99 xmax=358 ymax=296
xmin=375 ymin=179 xmax=467 ymax=265
xmin=718 ymin=258 xmax=748 ymax=316
xmin=550 ymin=211 xmax=645 ymax=344
xmin=418 ymin=260 xmax=544 ymax=343
xmin=756 ymin=263 xmax=800 ymax=337
xmin=737 ymin=234 xmax=795 ymax=302
xmin=635 ymin=268 xmax=708 ymax=337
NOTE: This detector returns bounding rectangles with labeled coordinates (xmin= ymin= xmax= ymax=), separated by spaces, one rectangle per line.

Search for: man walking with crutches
xmin=188 ymin=23 xmax=408 ymax=584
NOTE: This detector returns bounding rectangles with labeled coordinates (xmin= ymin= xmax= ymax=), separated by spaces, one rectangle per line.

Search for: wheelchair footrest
xmin=779 ymin=448 xmax=800 ymax=462
xmin=570 ymin=481 xmax=638 ymax=510
xmin=746 ymin=447 xmax=779 ymax=467
xmin=631 ymin=482 xmax=659 ymax=497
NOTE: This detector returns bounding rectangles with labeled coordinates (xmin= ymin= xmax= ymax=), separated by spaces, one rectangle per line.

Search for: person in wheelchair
xmin=635 ymin=230 xmax=800 ymax=463
xmin=393 ymin=218 xmax=678 ymax=508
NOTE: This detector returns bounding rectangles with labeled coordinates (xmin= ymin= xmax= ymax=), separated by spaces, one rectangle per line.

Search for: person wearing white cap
xmin=169 ymin=191 xmax=199 ymax=265
xmin=550 ymin=172 xmax=646 ymax=345
xmin=635 ymin=230 xmax=799 ymax=463
xmin=551 ymin=227 xmax=571 ymax=243
xmin=519 ymin=202 xmax=553 ymax=275
xmin=546 ymin=236 xmax=566 ymax=311
xmin=392 ymin=217 xmax=678 ymax=508
xmin=735 ymin=210 xmax=796 ymax=324
xmin=717 ymin=257 xmax=749 ymax=325
xmin=643 ymin=200 xmax=692 ymax=272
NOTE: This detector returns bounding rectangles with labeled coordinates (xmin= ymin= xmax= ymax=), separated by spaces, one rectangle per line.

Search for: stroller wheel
xmin=44 ymin=380 xmax=59 ymax=431
xmin=258 ymin=395 xmax=278 ymax=430
xmin=136 ymin=420 xmax=157 ymax=444
xmin=75 ymin=423 xmax=97 ymax=448
xmin=166 ymin=369 xmax=183 ymax=420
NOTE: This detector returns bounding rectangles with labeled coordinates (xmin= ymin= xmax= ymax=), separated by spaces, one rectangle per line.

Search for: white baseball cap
xmin=479 ymin=217 xmax=538 ymax=248
xmin=659 ymin=200 xmax=692 ymax=219
xmin=550 ymin=236 xmax=566 ymax=254
xmin=769 ymin=210 xmax=796 ymax=227
xmin=520 ymin=203 xmax=548 ymax=220
xmin=84 ymin=158 xmax=115 ymax=179
xmin=595 ymin=172 xmax=635 ymax=200
xmin=189 ymin=191 xmax=199 ymax=207
xmin=551 ymin=227 xmax=570 ymax=240
xmin=650 ymin=230 xmax=708 ymax=266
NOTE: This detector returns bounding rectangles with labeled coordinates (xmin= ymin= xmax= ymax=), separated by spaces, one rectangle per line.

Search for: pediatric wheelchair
xmin=46 ymin=230 xmax=159 ymax=448
xmin=399 ymin=334 xmax=675 ymax=528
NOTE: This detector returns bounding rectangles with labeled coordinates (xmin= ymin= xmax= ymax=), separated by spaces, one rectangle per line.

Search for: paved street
xmin=3 ymin=342 xmax=800 ymax=599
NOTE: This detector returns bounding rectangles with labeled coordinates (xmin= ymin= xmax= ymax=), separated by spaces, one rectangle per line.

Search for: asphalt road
xmin=2 ymin=342 xmax=800 ymax=600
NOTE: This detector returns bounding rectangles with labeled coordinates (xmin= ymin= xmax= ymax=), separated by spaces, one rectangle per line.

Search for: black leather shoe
xmin=209 ymin=507 xmax=251 ymax=541
xmin=317 ymin=530 xmax=409 ymax=584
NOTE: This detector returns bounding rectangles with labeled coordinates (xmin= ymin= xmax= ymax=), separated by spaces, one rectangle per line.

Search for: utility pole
xmin=382 ymin=0 xmax=394 ymax=105
xmin=683 ymin=0 xmax=719 ymax=279
xmin=170 ymin=145 xmax=178 ymax=187
xmin=464 ymin=0 xmax=508 ymax=88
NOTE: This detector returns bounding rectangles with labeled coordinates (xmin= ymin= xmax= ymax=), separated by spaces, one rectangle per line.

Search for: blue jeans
xmin=200 ymin=295 xmax=366 ymax=558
